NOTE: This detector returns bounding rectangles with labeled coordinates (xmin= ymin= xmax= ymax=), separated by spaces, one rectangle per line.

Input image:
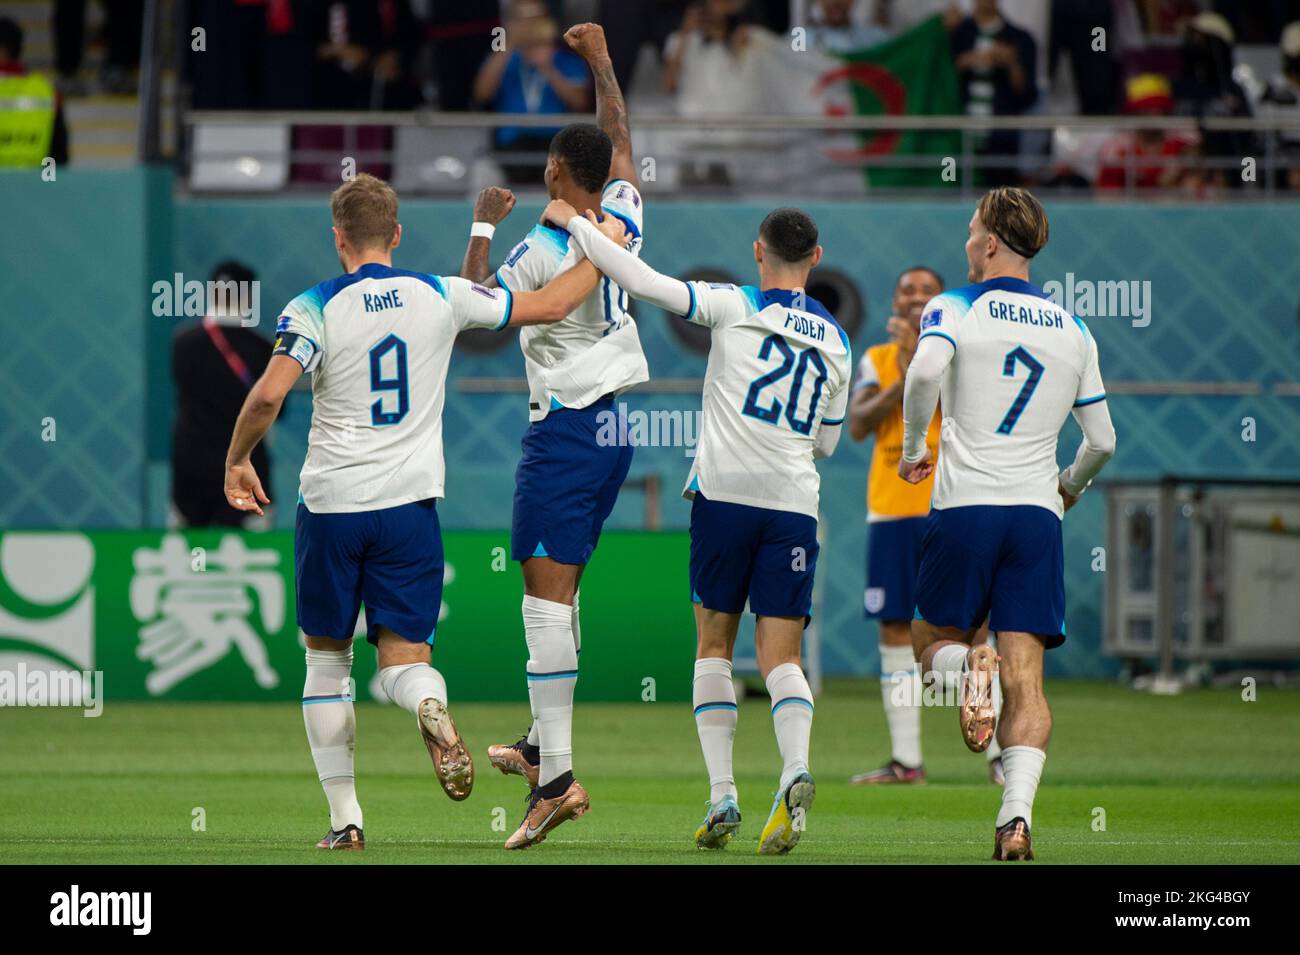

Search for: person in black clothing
xmin=1173 ymin=12 xmax=1256 ymax=190
xmin=951 ymin=0 xmax=1038 ymax=185
xmin=171 ymin=262 xmax=276 ymax=528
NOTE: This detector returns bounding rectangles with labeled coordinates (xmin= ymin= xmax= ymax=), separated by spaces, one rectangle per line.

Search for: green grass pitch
xmin=2 ymin=680 xmax=1298 ymax=864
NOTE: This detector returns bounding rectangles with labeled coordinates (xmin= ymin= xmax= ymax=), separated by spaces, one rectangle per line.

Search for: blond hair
xmin=331 ymin=173 xmax=398 ymax=251
xmin=976 ymin=187 xmax=1049 ymax=260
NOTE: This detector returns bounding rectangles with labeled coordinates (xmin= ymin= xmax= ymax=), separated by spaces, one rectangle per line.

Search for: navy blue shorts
xmin=689 ymin=493 xmax=819 ymax=621
xmin=295 ymin=498 xmax=444 ymax=645
xmin=511 ymin=397 xmax=634 ymax=566
xmin=915 ymin=504 xmax=1065 ymax=648
xmin=864 ymin=516 xmax=928 ymax=621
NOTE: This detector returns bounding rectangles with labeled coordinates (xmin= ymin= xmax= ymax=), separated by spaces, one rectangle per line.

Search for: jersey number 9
xmin=369 ymin=334 xmax=409 ymax=426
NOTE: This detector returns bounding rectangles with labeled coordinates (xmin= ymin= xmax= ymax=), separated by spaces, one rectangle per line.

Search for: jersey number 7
xmin=996 ymin=346 xmax=1043 ymax=435
xmin=742 ymin=333 xmax=828 ymax=436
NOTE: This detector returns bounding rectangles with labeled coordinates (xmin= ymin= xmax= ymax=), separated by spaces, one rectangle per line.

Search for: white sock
xmin=303 ymin=647 xmax=362 ymax=832
xmin=986 ymin=636 xmax=1004 ymax=761
xmin=693 ymin=657 xmax=738 ymax=804
xmin=766 ymin=662 xmax=814 ymax=792
xmin=523 ymin=595 xmax=577 ymax=787
xmin=880 ymin=642 xmax=922 ymax=768
xmin=378 ymin=662 xmax=447 ymax=716
xmin=571 ymin=590 xmax=582 ymax=656
xmin=996 ymin=745 xmax=1046 ymax=828
xmin=522 ymin=594 xmax=582 ymax=752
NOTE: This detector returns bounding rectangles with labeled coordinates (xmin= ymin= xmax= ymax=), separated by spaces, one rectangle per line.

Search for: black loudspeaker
xmin=805 ymin=267 xmax=866 ymax=341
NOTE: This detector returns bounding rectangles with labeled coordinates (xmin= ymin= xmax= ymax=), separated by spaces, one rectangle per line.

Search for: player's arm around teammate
xmin=506 ymin=213 xmax=631 ymax=325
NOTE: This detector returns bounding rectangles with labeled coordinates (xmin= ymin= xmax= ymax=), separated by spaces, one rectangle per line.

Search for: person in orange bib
xmin=848 ymin=266 xmax=1002 ymax=786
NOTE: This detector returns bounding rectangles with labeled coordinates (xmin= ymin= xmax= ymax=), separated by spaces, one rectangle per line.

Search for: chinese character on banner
xmin=130 ymin=535 xmax=282 ymax=695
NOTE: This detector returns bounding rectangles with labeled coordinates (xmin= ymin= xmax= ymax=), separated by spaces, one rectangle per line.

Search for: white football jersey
xmin=917 ymin=276 xmax=1107 ymax=517
xmin=681 ymin=284 xmax=852 ymax=519
xmin=496 ymin=178 xmax=650 ymax=420
xmin=275 ymin=264 xmax=512 ymax=513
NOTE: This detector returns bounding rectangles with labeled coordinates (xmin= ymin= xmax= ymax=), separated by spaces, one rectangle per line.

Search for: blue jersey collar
xmin=976 ymin=276 xmax=1052 ymax=299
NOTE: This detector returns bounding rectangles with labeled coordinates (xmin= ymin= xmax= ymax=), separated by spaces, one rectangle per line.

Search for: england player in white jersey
xmin=460 ymin=24 xmax=650 ymax=850
xmin=548 ymin=198 xmax=851 ymax=855
xmin=899 ymin=187 xmax=1117 ymax=861
xmin=222 ymin=173 xmax=625 ymax=851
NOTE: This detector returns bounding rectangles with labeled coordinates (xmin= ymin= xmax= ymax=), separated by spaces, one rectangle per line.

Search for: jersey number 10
xmin=742 ymin=333 xmax=828 ymax=436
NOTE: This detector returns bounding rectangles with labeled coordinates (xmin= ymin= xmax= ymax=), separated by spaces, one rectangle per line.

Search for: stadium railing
xmin=175 ymin=110 xmax=1300 ymax=199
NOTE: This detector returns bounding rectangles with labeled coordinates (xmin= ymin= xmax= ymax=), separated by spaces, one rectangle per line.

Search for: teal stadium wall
xmin=2 ymin=168 xmax=1298 ymax=679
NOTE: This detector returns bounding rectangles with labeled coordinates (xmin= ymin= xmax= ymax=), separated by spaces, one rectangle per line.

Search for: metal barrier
xmin=178 ymin=109 xmax=1300 ymax=200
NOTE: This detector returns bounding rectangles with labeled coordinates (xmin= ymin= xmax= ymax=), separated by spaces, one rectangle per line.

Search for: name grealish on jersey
xmin=273 ymin=263 xmax=514 ymax=513
xmin=678 ymin=282 xmax=852 ymax=520
xmin=495 ymin=178 xmax=650 ymax=420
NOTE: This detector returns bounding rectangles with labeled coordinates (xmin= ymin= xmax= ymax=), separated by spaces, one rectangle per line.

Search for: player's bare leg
xmin=991 ymin=631 xmax=1051 ymax=861
xmin=504 ymin=557 xmax=589 ymax=849
xmin=376 ymin=628 xmax=473 ymax=801
xmin=852 ymin=619 xmax=926 ymax=784
xmin=304 ymin=635 xmax=364 ymax=849
xmin=755 ymin=616 xmax=816 ymax=855
xmin=914 ymin=618 xmax=997 ymax=752
xmin=692 ymin=606 xmax=742 ymax=848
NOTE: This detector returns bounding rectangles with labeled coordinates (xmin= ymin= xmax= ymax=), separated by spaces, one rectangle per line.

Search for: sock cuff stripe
xmin=522 ymin=595 xmax=574 ymax=617
xmin=526 ymin=669 xmax=578 ymax=681
xmin=693 ymin=701 xmax=738 ymax=715
xmin=771 ymin=696 xmax=814 ymax=714
xmin=302 ymin=694 xmax=353 ymax=704
xmin=306 ymin=650 xmax=353 ymax=666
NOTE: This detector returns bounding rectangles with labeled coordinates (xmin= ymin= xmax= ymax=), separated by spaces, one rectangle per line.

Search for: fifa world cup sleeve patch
xmin=272 ymin=331 xmax=319 ymax=370
xmin=920 ymin=307 xmax=943 ymax=330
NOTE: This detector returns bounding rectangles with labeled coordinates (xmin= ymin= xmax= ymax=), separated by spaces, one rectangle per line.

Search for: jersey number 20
xmin=369 ymin=334 xmax=409 ymax=426
xmin=742 ymin=333 xmax=828 ymax=435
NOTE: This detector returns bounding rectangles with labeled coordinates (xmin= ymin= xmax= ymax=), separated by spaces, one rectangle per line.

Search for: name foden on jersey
xmin=783 ymin=310 xmax=828 ymax=342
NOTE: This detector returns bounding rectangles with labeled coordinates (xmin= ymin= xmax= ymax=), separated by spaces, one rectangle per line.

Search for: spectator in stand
xmin=190 ymin=0 xmax=312 ymax=110
xmin=0 ymin=17 xmax=68 ymax=166
xmin=1257 ymin=21 xmax=1300 ymax=190
xmin=804 ymin=0 xmax=891 ymax=54
xmin=309 ymin=0 xmax=423 ymax=110
xmin=1172 ymin=12 xmax=1255 ymax=190
xmin=472 ymin=1 xmax=591 ymax=183
xmin=662 ymin=0 xmax=766 ymax=185
xmin=53 ymin=0 xmax=142 ymax=94
xmin=662 ymin=1 xmax=759 ymax=105
xmin=428 ymin=1 xmax=500 ymax=110
xmin=1096 ymin=73 xmax=1199 ymax=194
xmin=951 ymin=0 xmax=1038 ymax=185
xmin=599 ymin=0 xmax=691 ymax=94
xmin=171 ymin=262 xmax=276 ymax=529
xmin=1048 ymin=0 xmax=1119 ymax=115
